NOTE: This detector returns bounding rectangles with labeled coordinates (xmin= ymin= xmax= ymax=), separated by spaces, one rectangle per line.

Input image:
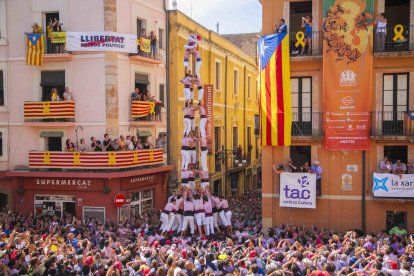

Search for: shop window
xmin=130 ymin=190 xmax=153 ymax=217
xmin=215 ymin=61 xmax=222 ymax=91
xmin=83 ymin=207 xmax=105 ymax=224
xmin=0 ymin=70 xmax=4 ymax=106
xmin=34 ymin=195 xmax=75 ymax=218
xmin=41 ymin=71 xmax=65 ymax=101
xmin=386 ymin=211 xmax=407 ymax=231
xmin=384 ymin=145 xmax=408 ymax=163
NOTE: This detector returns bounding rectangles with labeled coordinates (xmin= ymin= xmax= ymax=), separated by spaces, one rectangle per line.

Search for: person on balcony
xmin=63 ymin=87 xmax=74 ymax=101
xmin=138 ymin=28 xmax=148 ymax=56
xmin=112 ymin=138 xmax=122 ymax=151
xmin=136 ymin=137 xmax=143 ymax=150
xmin=131 ymin=88 xmax=140 ymax=101
xmin=311 ymin=160 xmax=322 ymax=196
xmin=50 ymin=88 xmax=61 ymax=101
xmin=90 ymin=136 xmax=102 ymax=152
xmin=379 ymin=156 xmax=392 ymax=173
xmin=118 ymin=135 xmax=127 ymax=150
xmin=125 ymin=135 xmax=134 ymax=151
xmin=149 ymin=31 xmax=158 ymax=59
xmin=407 ymin=161 xmax=414 ymax=174
xmin=131 ymin=136 xmax=139 ymax=150
xmin=65 ymin=139 xmax=75 ymax=152
xmin=78 ymin=138 xmax=89 ymax=152
xmin=300 ymin=161 xmax=311 ymax=173
xmin=142 ymin=137 xmax=154 ymax=150
xmin=103 ymin=134 xmax=115 ymax=151
xmin=301 ymin=15 xmax=313 ymax=55
xmin=31 ymin=23 xmax=43 ymax=33
xmin=393 ymin=159 xmax=407 ymax=175
xmin=275 ymin=18 xmax=287 ymax=34
xmin=374 ymin=13 xmax=387 ymax=52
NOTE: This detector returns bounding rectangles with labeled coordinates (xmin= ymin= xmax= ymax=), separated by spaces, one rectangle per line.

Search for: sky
xmin=169 ymin=0 xmax=262 ymax=34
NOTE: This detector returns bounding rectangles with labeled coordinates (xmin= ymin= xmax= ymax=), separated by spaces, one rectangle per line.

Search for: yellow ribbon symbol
xmin=108 ymin=152 xmax=117 ymax=165
xmin=393 ymin=24 xmax=405 ymax=42
xmin=149 ymin=102 xmax=156 ymax=115
xmin=149 ymin=150 xmax=154 ymax=162
xmin=73 ymin=152 xmax=81 ymax=166
xmin=295 ymin=31 xmax=305 ymax=48
xmin=42 ymin=102 xmax=50 ymax=115
xmin=43 ymin=152 xmax=51 ymax=165
xmin=133 ymin=151 xmax=139 ymax=163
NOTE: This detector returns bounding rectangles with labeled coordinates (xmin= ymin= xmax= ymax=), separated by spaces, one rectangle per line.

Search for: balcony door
xmin=41 ymin=71 xmax=65 ymax=101
xmin=291 ymin=77 xmax=312 ymax=135
xmin=383 ymin=73 xmax=408 ymax=135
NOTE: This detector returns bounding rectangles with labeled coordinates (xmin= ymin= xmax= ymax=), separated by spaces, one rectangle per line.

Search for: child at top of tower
xmin=184 ymin=33 xmax=202 ymax=77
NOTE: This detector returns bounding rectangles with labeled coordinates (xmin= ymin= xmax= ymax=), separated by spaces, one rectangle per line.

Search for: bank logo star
xmin=373 ymin=176 xmax=389 ymax=192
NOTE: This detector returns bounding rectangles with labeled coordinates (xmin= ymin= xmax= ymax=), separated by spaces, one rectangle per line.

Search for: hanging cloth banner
xmin=322 ymin=0 xmax=374 ymax=150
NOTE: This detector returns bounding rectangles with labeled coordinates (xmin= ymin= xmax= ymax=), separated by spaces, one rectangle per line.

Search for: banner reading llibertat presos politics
xmin=279 ymin=173 xmax=316 ymax=209
xmin=323 ymin=0 xmax=374 ymax=150
xmin=66 ymin=32 xmax=138 ymax=53
xmin=372 ymin=173 xmax=414 ymax=198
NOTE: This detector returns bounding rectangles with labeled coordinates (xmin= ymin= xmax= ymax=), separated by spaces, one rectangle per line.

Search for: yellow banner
xmin=51 ymin=32 xmax=66 ymax=43
xmin=139 ymin=38 xmax=151 ymax=53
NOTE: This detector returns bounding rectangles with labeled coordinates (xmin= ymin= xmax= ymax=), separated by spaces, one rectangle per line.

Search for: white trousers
xmin=160 ymin=213 xmax=169 ymax=231
xmin=198 ymin=86 xmax=204 ymax=101
xmin=195 ymin=212 xmax=206 ymax=226
xmin=205 ymin=216 xmax=214 ymax=235
xmin=182 ymin=216 xmax=195 ymax=234
xmin=173 ymin=214 xmax=183 ymax=232
xmin=190 ymin=89 xmax=194 ymax=100
xmin=201 ymin=150 xmax=208 ymax=171
xmin=165 ymin=213 xmax=176 ymax=232
xmin=191 ymin=119 xmax=195 ymax=131
xmin=181 ymin=150 xmax=190 ymax=170
xmin=225 ymin=211 xmax=232 ymax=226
xmin=184 ymin=88 xmax=191 ymax=101
xmin=183 ymin=118 xmax=191 ymax=136
xmin=213 ymin=212 xmax=219 ymax=228
xmin=219 ymin=210 xmax=229 ymax=227
xmin=196 ymin=60 xmax=202 ymax=77
xmin=190 ymin=150 xmax=197 ymax=164
xmin=200 ymin=118 xmax=207 ymax=138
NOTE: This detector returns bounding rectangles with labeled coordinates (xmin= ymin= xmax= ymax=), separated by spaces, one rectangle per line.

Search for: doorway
xmin=47 ymin=137 xmax=62 ymax=151
xmin=213 ymin=179 xmax=222 ymax=196
xmin=386 ymin=211 xmax=407 ymax=231
xmin=0 ymin=193 xmax=7 ymax=210
xmin=384 ymin=145 xmax=408 ymax=163
xmin=290 ymin=146 xmax=311 ymax=171
xmin=44 ymin=12 xmax=60 ymax=54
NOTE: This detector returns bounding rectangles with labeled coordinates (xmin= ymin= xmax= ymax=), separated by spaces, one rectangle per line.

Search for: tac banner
xmin=372 ymin=173 xmax=414 ymax=198
xmin=139 ymin=38 xmax=151 ymax=53
xmin=66 ymin=32 xmax=138 ymax=53
xmin=279 ymin=173 xmax=316 ymax=209
xmin=203 ymin=84 xmax=214 ymax=154
xmin=323 ymin=0 xmax=374 ymax=150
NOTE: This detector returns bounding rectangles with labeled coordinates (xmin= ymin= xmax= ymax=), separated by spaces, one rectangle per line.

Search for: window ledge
xmin=0 ymin=106 xmax=8 ymax=112
xmin=0 ymin=38 xmax=7 ymax=46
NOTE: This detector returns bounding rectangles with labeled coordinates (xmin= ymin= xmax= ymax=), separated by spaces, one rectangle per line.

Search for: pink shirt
xmin=188 ymin=171 xmax=195 ymax=180
xmin=164 ymin=202 xmax=178 ymax=212
xmin=182 ymin=137 xmax=190 ymax=147
xmin=199 ymin=170 xmax=209 ymax=181
xmin=217 ymin=199 xmax=229 ymax=209
xmin=194 ymin=199 xmax=204 ymax=211
xmin=184 ymin=200 xmax=195 ymax=212
xmin=194 ymin=77 xmax=203 ymax=87
xmin=199 ymin=106 xmax=206 ymax=116
xmin=181 ymin=170 xmax=190 ymax=179
xmin=181 ymin=76 xmax=192 ymax=86
xmin=175 ymin=198 xmax=183 ymax=209
xmin=211 ymin=196 xmax=220 ymax=207
xmin=184 ymin=107 xmax=192 ymax=117
xmin=189 ymin=108 xmax=196 ymax=118
xmin=200 ymin=138 xmax=208 ymax=147
xmin=204 ymin=199 xmax=212 ymax=214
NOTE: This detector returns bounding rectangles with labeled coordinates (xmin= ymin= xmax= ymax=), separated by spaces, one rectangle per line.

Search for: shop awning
xmin=40 ymin=71 xmax=65 ymax=86
xmin=40 ymin=131 xmax=64 ymax=138
xmin=135 ymin=73 xmax=149 ymax=85
xmin=137 ymin=130 xmax=152 ymax=137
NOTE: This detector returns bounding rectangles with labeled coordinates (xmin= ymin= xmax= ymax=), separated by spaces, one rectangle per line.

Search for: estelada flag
xmin=25 ymin=33 xmax=44 ymax=66
xmin=258 ymin=33 xmax=292 ymax=146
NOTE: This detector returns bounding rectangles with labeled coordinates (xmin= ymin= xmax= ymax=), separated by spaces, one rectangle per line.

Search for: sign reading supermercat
xmin=66 ymin=32 xmax=138 ymax=53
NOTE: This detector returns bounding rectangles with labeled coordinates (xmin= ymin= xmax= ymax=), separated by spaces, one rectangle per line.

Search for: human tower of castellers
xmin=160 ymin=34 xmax=232 ymax=238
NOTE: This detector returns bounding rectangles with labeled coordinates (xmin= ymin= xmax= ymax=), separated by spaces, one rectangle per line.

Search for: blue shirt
xmin=311 ymin=165 xmax=322 ymax=179
xmin=304 ymin=22 xmax=312 ymax=35
xmin=277 ymin=24 xmax=287 ymax=34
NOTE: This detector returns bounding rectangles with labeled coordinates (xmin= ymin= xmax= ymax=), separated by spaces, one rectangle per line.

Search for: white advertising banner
xmin=66 ymin=32 xmax=138 ymax=53
xmin=372 ymin=173 xmax=414 ymax=198
xmin=279 ymin=173 xmax=316 ymax=209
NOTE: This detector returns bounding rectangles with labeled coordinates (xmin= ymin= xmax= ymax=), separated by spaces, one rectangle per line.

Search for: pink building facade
xmin=0 ymin=0 xmax=173 ymax=222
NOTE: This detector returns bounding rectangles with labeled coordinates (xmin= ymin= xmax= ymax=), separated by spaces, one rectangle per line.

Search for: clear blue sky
xmin=170 ymin=0 xmax=262 ymax=34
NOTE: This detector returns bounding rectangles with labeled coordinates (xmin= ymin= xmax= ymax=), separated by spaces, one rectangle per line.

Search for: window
xmin=382 ymin=73 xmax=408 ymax=135
xmin=290 ymin=146 xmax=311 ymax=171
xmin=214 ymin=127 xmax=221 ymax=152
xmin=83 ymin=207 xmax=105 ymax=224
xmin=135 ymin=73 xmax=149 ymax=95
xmin=215 ymin=61 xmax=222 ymax=91
xmin=289 ymin=1 xmax=312 ymax=34
xmin=0 ymin=128 xmax=7 ymax=161
xmin=44 ymin=12 xmax=62 ymax=54
xmin=386 ymin=211 xmax=407 ymax=231
xmin=256 ymin=80 xmax=259 ymax=101
xmin=254 ymin=114 xmax=259 ymax=136
xmin=247 ymin=127 xmax=252 ymax=162
xmin=130 ymin=190 xmax=153 ymax=217
xmin=0 ymin=70 xmax=4 ymax=106
xmin=41 ymin=71 xmax=65 ymax=101
xmin=384 ymin=146 xmax=407 ymax=163
xmin=291 ymin=77 xmax=312 ymax=135
xmin=232 ymin=127 xmax=238 ymax=150
xmin=159 ymin=28 xmax=164 ymax=49
xmin=159 ymin=84 xmax=165 ymax=104
xmin=136 ymin=18 xmax=147 ymax=37
xmin=233 ymin=69 xmax=239 ymax=95
xmin=0 ymin=0 xmax=6 ymax=43
xmin=247 ymin=75 xmax=252 ymax=99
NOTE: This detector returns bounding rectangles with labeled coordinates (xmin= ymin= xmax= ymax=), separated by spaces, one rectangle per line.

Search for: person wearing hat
xmin=311 ymin=160 xmax=322 ymax=196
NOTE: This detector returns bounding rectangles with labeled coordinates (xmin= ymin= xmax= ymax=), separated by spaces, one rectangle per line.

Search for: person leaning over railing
xmin=378 ymin=156 xmax=393 ymax=173
xmin=65 ymin=139 xmax=75 ymax=152
xmin=393 ymin=159 xmax=407 ymax=175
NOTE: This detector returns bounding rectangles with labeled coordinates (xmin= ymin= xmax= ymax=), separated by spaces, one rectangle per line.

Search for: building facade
xmin=261 ymin=0 xmax=414 ymax=232
xmin=0 ymin=0 xmax=172 ymax=222
xmin=168 ymin=11 xmax=260 ymax=196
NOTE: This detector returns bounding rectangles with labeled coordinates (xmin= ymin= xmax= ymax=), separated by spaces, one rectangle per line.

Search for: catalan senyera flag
xmin=25 ymin=33 xmax=44 ymax=66
xmin=258 ymin=33 xmax=292 ymax=146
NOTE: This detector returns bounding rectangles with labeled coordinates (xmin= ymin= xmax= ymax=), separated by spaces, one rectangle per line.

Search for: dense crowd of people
xmin=0 ymin=190 xmax=413 ymax=275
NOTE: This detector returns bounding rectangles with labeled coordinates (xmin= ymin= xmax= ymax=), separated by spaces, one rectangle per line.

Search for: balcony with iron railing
xmin=129 ymin=43 xmax=165 ymax=65
xmin=371 ymin=111 xmax=414 ymax=138
xmin=129 ymin=101 xmax=165 ymax=126
xmin=289 ymin=31 xmax=323 ymax=58
xmin=373 ymin=25 xmax=414 ymax=55
xmin=28 ymin=148 xmax=165 ymax=171
xmin=291 ymin=112 xmax=323 ymax=139
xmin=24 ymin=101 xmax=76 ymax=127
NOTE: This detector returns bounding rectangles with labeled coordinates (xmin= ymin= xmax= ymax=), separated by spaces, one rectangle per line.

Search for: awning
xmin=41 ymin=71 xmax=65 ymax=86
xmin=135 ymin=73 xmax=149 ymax=85
xmin=137 ymin=130 xmax=152 ymax=137
xmin=40 ymin=131 xmax=64 ymax=138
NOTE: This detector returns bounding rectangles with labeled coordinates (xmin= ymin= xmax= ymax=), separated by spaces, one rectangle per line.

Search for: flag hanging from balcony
xmin=25 ymin=33 xmax=44 ymax=66
xmin=258 ymin=33 xmax=292 ymax=146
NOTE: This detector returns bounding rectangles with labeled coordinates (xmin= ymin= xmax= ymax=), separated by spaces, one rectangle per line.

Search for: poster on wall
xmin=203 ymin=84 xmax=214 ymax=154
xmin=279 ymin=173 xmax=316 ymax=209
xmin=372 ymin=173 xmax=414 ymax=198
xmin=66 ymin=32 xmax=138 ymax=53
xmin=322 ymin=0 xmax=374 ymax=150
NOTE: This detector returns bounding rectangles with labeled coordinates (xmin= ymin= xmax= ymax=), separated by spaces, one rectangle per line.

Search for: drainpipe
xmin=362 ymin=150 xmax=366 ymax=234
xmin=164 ymin=0 xmax=171 ymax=165
xmin=224 ymin=55 xmax=228 ymax=195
